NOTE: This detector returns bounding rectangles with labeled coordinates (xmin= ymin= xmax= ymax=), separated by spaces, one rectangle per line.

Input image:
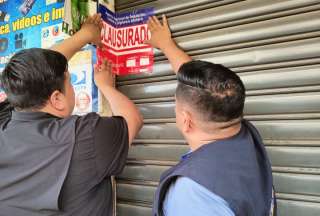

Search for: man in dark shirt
xmin=0 ymin=14 xmax=143 ymax=216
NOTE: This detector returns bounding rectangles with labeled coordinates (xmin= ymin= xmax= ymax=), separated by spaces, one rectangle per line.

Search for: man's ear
xmin=182 ymin=110 xmax=193 ymax=133
xmin=49 ymin=90 xmax=65 ymax=111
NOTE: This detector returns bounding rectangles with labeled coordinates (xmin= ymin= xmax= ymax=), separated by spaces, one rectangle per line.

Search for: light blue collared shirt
xmin=163 ymin=177 xmax=235 ymax=216
xmin=162 ymin=151 xmax=235 ymax=216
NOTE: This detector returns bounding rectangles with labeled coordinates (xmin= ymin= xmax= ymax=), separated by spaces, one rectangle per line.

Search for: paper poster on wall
xmin=0 ymin=0 xmax=65 ymax=66
xmin=0 ymin=0 xmax=65 ymax=103
xmin=68 ymin=49 xmax=100 ymax=115
xmin=0 ymin=0 xmax=102 ymax=115
xmin=98 ymin=5 xmax=154 ymax=76
xmin=41 ymin=23 xmax=70 ymax=49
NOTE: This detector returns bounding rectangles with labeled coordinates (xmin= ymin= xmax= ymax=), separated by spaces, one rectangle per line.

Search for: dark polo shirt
xmin=0 ymin=101 xmax=129 ymax=216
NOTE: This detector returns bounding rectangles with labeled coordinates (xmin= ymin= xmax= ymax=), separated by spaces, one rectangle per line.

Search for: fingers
xmin=100 ymin=59 xmax=107 ymax=71
xmin=108 ymin=60 xmax=112 ymax=73
xmin=94 ymin=64 xmax=101 ymax=73
xmin=147 ymin=15 xmax=169 ymax=32
xmin=148 ymin=16 xmax=162 ymax=31
xmin=152 ymin=16 xmax=161 ymax=26
xmin=84 ymin=13 xmax=102 ymax=25
xmin=100 ymin=59 xmax=112 ymax=72
xmin=162 ymin=14 xmax=169 ymax=29
xmin=147 ymin=16 xmax=157 ymax=31
xmin=143 ymin=39 xmax=151 ymax=45
xmin=96 ymin=40 xmax=103 ymax=48
xmin=93 ymin=13 xmax=102 ymax=25
xmin=99 ymin=20 xmax=104 ymax=29
xmin=84 ymin=15 xmax=92 ymax=24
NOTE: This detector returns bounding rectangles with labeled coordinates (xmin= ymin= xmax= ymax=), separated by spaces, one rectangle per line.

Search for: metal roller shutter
xmin=115 ymin=0 xmax=320 ymax=215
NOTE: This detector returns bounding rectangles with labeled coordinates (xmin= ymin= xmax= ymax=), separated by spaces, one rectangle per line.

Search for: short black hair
xmin=0 ymin=48 xmax=68 ymax=110
xmin=176 ymin=60 xmax=245 ymax=122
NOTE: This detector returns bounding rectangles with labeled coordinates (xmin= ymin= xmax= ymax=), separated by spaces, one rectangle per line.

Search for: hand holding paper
xmin=146 ymin=15 xmax=192 ymax=74
xmin=94 ymin=59 xmax=114 ymax=88
xmin=51 ymin=13 xmax=102 ymax=60
xmin=145 ymin=15 xmax=173 ymax=50
xmin=80 ymin=13 xmax=103 ymax=47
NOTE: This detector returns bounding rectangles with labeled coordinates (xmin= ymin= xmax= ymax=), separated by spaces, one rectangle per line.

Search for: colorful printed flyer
xmin=0 ymin=0 xmax=102 ymax=115
xmin=98 ymin=5 xmax=154 ymax=75
xmin=0 ymin=1 xmax=65 ymax=66
xmin=68 ymin=49 xmax=100 ymax=115
xmin=41 ymin=23 xmax=69 ymax=49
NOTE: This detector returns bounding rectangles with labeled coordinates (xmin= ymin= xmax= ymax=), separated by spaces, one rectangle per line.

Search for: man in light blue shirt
xmin=147 ymin=15 xmax=276 ymax=216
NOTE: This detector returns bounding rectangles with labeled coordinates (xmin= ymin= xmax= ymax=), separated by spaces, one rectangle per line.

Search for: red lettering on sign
xmin=102 ymin=22 xmax=150 ymax=49
xmin=127 ymin=28 xmax=133 ymax=47
xmin=117 ymin=30 xmax=122 ymax=47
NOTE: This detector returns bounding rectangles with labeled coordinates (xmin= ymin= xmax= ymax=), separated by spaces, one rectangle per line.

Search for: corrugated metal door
xmin=115 ymin=0 xmax=320 ymax=215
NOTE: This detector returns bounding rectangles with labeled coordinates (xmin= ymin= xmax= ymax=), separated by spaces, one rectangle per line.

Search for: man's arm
xmin=94 ymin=60 xmax=143 ymax=146
xmin=51 ymin=14 xmax=102 ymax=60
xmin=146 ymin=15 xmax=192 ymax=74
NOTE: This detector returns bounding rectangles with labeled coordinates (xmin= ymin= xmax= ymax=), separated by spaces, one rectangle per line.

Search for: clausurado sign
xmin=98 ymin=5 xmax=154 ymax=76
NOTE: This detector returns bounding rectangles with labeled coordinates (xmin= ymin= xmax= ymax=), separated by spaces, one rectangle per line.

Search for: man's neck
xmin=187 ymin=123 xmax=242 ymax=151
xmin=39 ymin=106 xmax=64 ymax=118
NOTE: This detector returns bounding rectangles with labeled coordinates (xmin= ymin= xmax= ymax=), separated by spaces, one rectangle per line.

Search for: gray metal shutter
xmin=115 ymin=1 xmax=320 ymax=215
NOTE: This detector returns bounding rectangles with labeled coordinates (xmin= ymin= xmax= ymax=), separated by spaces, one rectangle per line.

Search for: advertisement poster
xmin=0 ymin=0 xmax=100 ymax=114
xmin=98 ymin=4 xmax=154 ymax=75
xmin=69 ymin=49 xmax=100 ymax=115
xmin=0 ymin=0 xmax=65 ymax=66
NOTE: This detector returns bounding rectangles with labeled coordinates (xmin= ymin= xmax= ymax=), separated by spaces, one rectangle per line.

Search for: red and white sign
xmin=98 ymin=5 xmax=154 ymax=75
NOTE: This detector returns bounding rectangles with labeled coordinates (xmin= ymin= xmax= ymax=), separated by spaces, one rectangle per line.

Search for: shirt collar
xmin=11 ymin=111 xmax=58 ymax=121
xmin=181 ymin=150 xmax=193 ymax=161
xmin=180 ymin=125 xmax=244 ymax=161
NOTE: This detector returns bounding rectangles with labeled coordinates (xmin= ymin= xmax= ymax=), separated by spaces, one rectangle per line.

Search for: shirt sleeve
xmin=75 ymin=113 xmax=129 ymax=180
xmin=163 ymin=177 xmax=235 ymax=216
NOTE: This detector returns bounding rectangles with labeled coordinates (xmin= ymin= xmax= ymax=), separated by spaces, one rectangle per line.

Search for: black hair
xmin=0 ymin=48 xmax=68 ymax=110
xmin=176 ymin=60 xmax=245 ymax=122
